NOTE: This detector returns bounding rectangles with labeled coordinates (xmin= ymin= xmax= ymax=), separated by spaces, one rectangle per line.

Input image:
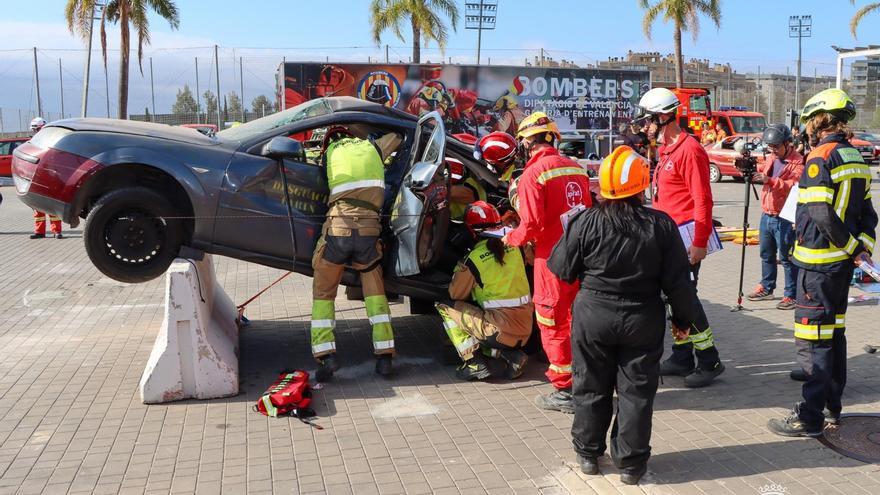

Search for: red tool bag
xmin=253 ymin=371 xmax=321 ymax=428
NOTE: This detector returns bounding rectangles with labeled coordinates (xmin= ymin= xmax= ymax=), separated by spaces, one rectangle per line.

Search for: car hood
xmin=50 ymin=118 xmax=220 ymax=146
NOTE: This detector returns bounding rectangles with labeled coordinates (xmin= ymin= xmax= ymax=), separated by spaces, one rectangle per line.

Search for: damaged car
xmin=12 ymin=97 xmax=505 ymax=305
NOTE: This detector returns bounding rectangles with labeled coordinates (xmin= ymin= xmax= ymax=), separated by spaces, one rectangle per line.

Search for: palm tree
xmin=65 ymin=0 xmax=180 ymax=119
xmin=850 ymin=1 xmax=880 ymax=38
xmin=639 ymin=0 xmax=722 ymax=88
xmin=369 ymin=0 xmax=459 ymax=64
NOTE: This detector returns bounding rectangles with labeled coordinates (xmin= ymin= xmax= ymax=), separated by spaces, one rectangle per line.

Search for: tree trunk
xmin=674 ymin=23 xmax=683 ymax=88
xmin=412 ymin=22 xmax=421 ymax=64
xmin=118 ymin=3 xmax=130 ymax=119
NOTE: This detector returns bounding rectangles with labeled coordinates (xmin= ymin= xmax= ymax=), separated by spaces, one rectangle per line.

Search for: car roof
xmin=325 ymin=96 xmax=417 ymax=121
xmin=715 ymin=110 xmax=763 ymax=117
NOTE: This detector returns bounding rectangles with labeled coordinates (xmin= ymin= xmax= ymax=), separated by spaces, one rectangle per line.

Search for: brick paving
xmin=1 ymin=180 xmax=880 ymax=495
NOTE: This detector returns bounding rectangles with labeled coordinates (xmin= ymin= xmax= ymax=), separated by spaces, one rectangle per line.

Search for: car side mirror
xmin=407 ymin=161 xmax=442 ymax=190
xmin=262 ymin=136 xmax=306 ymax=161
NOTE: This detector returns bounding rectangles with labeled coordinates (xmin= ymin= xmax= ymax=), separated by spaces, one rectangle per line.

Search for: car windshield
xmin=856 ymin=132 xmax=880 ymax=143
xmin=217 ymin=99 xmax=333 ymax=142
xmin=731 ymin=116 xmax=766 ymax=134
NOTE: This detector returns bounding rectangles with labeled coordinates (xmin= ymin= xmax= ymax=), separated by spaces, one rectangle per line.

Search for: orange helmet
xmin=464 ymin=200 xmax=502 ymax=237
xmin=516 ymin=111 xmax=561 ymax=143
xmin=599 ymin=145 xmax=650 ymax=200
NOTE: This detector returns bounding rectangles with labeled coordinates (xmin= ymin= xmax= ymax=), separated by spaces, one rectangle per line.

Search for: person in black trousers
xmin=548 ymin=145 xmax=700 ymax=485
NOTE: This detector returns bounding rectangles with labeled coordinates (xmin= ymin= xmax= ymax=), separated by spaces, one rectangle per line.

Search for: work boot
xmin=790 ymin=368 xmax=808 ymax=381
xmin=767 ymin=407 xmax=823 ymax=438
xmin=824 ymin=409 xmax=842 ymax=426
xmin=455 ymin=355 xmax=491 ymax=381
xmin=659 ymin=358 xmax=694 ymax=377
xmin=684 ymin=362 xmax=724 ymax=388
xmin=315 ymin=354 xmax=339 ymax=383
xmin=375 ymin=355 xmax=393 ymax=377
xmin=577 ymin=455 xmax=599 ymax=475
xmin=54 ymin=233 xmax=63 ymax=239
xmin=500 ymin=349 xmax=529 ymax=379
xmin=535 ymin=388 xmax=575 ymax=414
xmin=776 ymin=297 xmax=796 ymax=310
xmin=620 ymin=464 xmax=647 ymax=485
xmin=29 ymin=233 xmax=45 ymax=239
xmin=747 ymin=285 xmax=774 ymax=301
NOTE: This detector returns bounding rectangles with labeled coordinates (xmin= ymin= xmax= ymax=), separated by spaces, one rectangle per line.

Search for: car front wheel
xmin=84 ymin=187 xmax=184 ymax=283
xmin=709 ymin=164 xmax=722 ymax=183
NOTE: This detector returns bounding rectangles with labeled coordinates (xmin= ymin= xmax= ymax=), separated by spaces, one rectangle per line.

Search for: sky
xmin=1 ymin=0 xmax=878 ymax=128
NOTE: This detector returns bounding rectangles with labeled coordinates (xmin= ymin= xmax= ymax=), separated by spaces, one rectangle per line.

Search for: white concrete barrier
xmin=139 ymin=255 xmax=239 ymax=403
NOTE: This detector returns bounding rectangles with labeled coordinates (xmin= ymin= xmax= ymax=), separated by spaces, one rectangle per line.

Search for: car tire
xmin=709 ymin=164 xmax=722 ymax=183
xmin=84 ymin=187 xmax=184 ymax=283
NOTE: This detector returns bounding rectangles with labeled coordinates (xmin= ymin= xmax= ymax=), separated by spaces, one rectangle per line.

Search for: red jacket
xmin=506 ymin=146 xmax=592 ymax=258
xmin=759 ymin=148 xmax=803 ymax=216
xmin=653 ymin=133 xmax=714 ymax=248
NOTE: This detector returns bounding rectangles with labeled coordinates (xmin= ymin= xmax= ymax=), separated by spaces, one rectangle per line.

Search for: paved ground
xmin=2 ymin=180 xmax=880 ymax=495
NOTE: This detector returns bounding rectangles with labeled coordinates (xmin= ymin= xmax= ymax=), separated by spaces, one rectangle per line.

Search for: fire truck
xmin=668 ymin=86 xmax=766 ymax=139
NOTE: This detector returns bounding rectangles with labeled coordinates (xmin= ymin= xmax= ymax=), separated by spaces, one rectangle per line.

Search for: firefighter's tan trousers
xmin=310 ymin=211 xmax=394 ymax=359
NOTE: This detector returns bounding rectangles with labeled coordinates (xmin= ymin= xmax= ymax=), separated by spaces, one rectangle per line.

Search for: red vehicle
xmin=0 ymin=137 xmax=29 ymax=186
xmin=670 ymin=87 xmax=766 ymax=139
xmin=704 ymin=135 xmax=752 ymax=183
xmin=849 ymin=135 xmax=878 ymax=165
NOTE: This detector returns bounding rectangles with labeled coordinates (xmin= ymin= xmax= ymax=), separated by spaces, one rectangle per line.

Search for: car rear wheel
xmin=709 ymin=164 xmax=722 ymax=183
xmin=84 ymin=187 xmax=184 ymax=283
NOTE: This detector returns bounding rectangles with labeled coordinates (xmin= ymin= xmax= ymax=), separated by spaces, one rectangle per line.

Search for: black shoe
xmin=375 ymin=355 xmax=393 ymax=377
xmin=534 ymin=388 xmax=574 ymax=414
xmin=790 ymin=368 xmax=808 ymax=381
xmin=659 ymin=358 xmax=694 ymax=377
xmin=29 ymin=233 xmax=45 ymax=239
xmin=53 ymin=233 xmax=63 ymax=239
xmin=315 ymin=354 xmax=339 ymax=383
xmin=684 ymin=362 xmax=724 ymax=388
xmin=767 ymin=408 xmax=823 ymax=438
xmin=620 ymin=464 xmax=647 ymax=485
xmin=577 ymin=455 xmax=599 ymax=475
xmin=455 ymin=355 xmax=490 ymax=381
xmin=824 ymin=409 xmax=841 ymax=426
xmin=500 ymin=349 xmax=529 ymax=379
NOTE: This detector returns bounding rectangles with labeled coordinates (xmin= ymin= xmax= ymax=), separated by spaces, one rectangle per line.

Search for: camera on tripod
xmin=732 ymin=139 xmax=761 ymax=182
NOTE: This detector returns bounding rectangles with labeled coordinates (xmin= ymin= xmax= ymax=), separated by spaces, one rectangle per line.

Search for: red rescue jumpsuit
xmin=33 ymin=210 xmax=62 ymax=236
xmin=505 ymin=146 xmax=591 ymax=389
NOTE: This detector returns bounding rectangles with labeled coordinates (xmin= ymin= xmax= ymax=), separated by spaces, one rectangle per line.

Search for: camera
xmin=732 ymin=139 xmax=760 ymax=181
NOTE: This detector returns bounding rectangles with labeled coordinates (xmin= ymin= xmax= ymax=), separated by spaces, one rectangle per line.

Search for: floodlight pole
xmin=476 ymin=0 xmax=483 ymax=66
xmin=789 ymin=15 xmax=811 ymax=111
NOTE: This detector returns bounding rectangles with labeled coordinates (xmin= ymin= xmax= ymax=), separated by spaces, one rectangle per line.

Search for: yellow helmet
xmin=494 ymin=94 xmax=518 ymax=111
xmin=599 ymin=145 xmax=650 ymax=200
xmin=800 ymin=88 xmax=856 ymax=124
xmin=516 ymin=111 xmax=561 ymax=142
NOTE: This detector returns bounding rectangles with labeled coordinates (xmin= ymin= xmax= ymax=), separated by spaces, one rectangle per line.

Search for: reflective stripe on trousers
xmin=437 ymin=305 xmax=479 ymax=360
xmin=365 ymin=295 xmax=394 ymax=354
xmin=310 ymin=299 xmax=336 ymax=356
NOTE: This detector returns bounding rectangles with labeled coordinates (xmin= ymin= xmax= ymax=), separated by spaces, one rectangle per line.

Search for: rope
xmin=236 ymin=271 xmax=292 ymax=319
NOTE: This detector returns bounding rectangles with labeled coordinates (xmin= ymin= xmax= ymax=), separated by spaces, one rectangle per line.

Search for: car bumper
xmin=16 ymin=187 xmax=77 ymax=227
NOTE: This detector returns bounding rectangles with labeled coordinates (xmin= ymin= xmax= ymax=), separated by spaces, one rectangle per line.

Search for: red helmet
xmin=475 ymin=132 xmax=517 ymax=172
xmin=446 ymin=157 xmax=465 ymax=184
xmin=452 ymin=133 xmax=478 ymax=145
xmin=322 ymin=125 xmax=354 ymax=151
xmin=464 ymin=200 xmax=502 ymax=237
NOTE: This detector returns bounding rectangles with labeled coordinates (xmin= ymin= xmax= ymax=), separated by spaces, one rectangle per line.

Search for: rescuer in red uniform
xmin=503 ymin=111 xmax=592 ymax=413
xmin=637 ymin=88 xmax=724 ymax=388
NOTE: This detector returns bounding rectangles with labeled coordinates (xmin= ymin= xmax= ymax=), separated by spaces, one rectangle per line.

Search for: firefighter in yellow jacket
xmin=311 ymin=126 xmax=402 ymax=381
xmin=436 ymin=201 xmax=532 ymax=381
xmin=767 ymin=89 xmax=878 ymax=437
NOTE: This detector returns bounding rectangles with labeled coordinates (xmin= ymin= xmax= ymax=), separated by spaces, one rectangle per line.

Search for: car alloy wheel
xmin=709 ymin=164 xmax=722 ymax=183
xmin=103 ymin=206 xmax=166 ymax=265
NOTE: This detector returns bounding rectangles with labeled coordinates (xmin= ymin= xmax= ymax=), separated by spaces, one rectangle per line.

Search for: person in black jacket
xmin=548 ymin=145 xmax=699 ymax=485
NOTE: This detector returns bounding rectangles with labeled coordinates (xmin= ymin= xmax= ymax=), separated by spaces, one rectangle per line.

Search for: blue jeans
xmin=759 ymin=213 xmax=798 ymax=298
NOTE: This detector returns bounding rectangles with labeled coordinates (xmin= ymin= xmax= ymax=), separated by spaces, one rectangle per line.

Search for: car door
xmin=213 ymin=141 xmax=328 ymax=266
xmin=389 ymin=111 xmax=448 ymax=277
xmin=0 ymin=141 xmax=12 ymax=177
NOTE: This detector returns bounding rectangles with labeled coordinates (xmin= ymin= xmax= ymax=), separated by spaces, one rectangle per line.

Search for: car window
xmin=731 ymin=116 xmax=766 ymax=134
xmin=0 ymin=142 xmax=9 ymax=155
xmin=218 ymin=98 xmax=333 ymax=142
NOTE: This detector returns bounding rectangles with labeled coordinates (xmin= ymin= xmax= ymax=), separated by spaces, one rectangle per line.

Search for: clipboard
xmin=677 ymin=221 xmax=723 ymax=255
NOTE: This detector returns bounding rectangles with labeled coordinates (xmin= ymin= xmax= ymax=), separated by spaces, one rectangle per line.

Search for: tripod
xmin=731 ymin=174 xmax=760 ymax=312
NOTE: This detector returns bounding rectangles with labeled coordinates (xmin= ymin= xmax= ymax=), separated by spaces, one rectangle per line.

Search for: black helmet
xmin=762 ymin=124 xmax=792 ymax=146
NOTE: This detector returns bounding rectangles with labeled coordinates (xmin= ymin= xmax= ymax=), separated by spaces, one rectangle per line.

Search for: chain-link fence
xmin=0 ymin=45 xmax=876 ymax=134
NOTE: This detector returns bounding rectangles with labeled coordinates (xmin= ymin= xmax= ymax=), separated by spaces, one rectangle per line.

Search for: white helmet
xmin=29 ymin=117 xmax=46 ymax=132
xmin=637 ymin=88 xmax=681 ymax=115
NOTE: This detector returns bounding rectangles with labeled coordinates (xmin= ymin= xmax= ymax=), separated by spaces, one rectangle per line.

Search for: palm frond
xmin=145 ymin=0 xmax=180 ymax=29
xmin=130 ymin=0 xmax=150 ymax=75
xmin=641 ymin=2 xmax=664 ymax=40
xmin=851 ymin=2 xmax=880 ymax=38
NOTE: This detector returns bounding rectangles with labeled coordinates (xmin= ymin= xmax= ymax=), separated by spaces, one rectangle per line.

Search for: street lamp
xmin=789 ymin=15 xmax=812 ymax=112
xmin=465 ymin=1 xmax=498 ymax=66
